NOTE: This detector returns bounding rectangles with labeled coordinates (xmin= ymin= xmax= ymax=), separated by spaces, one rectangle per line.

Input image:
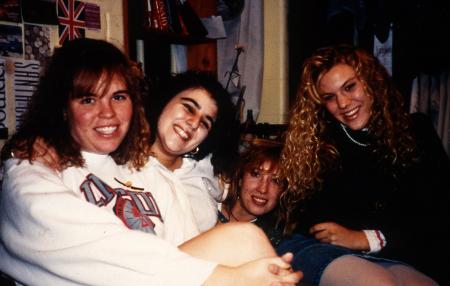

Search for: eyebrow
xmin=320 ymin=76 xmax=357 ymax=97
xmin=342 ymin=77 xmax=357 ymax=87
xmin=181 ymin=97 xmax=215 ymax=125
xmin=113 ymin=89 xmax=130 ymax=95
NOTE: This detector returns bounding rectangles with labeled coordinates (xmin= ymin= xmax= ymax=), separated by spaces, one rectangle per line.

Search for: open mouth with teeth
xmin=174 ymin=125 xmax=191 ymax=141
xmin=251 ymin=195 xmax=268 ymax=206
xmin=343 ymin=106 xmax=359 ymax=119
xmin=95 ymin=126 xmax=118 ymax=135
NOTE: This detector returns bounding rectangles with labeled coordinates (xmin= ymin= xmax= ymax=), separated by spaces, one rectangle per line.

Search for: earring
xmin=190 ymin=146 xmax=199 ymax=155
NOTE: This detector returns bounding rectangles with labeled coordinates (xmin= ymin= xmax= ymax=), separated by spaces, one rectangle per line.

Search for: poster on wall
xmin=24 ymin=24 xmax=52 ymax=64
xmin=13 ymin=59 xmax=40 ymax=129
xmin=58 ymin=0 xmax=86 ymax=45
xmin=0 ymin=58 xmax=7 ymax=139
xmin=0 ymin=0 xmax=21 ymax=23
xmin=0 ymin=24 xmax=23 ymax=58
xmin=85 ymin=2 xmax=101 ymax=30
xmin=21 ymin=0 xmax=58 ymax=25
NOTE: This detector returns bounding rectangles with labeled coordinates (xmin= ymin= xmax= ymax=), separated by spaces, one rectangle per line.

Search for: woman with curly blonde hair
xmin=277 ymin=45 xmax=449 ymax=285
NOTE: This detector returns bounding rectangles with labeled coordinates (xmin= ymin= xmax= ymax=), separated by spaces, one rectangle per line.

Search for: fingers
xmin=309 ymin=222 xmax=336 ymax=234
xmin=32 ymin=138 xmax=62 ymax=171
xmin=32 ymin=138 xmax=51 ymax=158
xmin=310 ymin=222 xmax=344 ymax=244
xmin=269 ymin=271 xmax=303 ymax=286
xmin=280 ymin=252 xmax=294 ymax=264
xmin=275 ymin=270 xmax=303 ymax=285
xmin=267 ymin=257 xmax=291 ymax=271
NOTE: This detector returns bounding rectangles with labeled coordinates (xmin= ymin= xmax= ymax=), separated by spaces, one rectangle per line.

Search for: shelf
xmin=139 ymin=29 xmax=216 ymax=45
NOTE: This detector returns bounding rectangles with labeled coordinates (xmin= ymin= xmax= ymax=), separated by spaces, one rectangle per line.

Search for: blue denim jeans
xmin=277 ymin=234 xmax=400 ymax=285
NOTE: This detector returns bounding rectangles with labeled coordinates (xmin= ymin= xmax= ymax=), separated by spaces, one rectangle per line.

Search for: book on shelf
xmin=142 ymin=0 xmax=208 ymax=39
xmin=174 ymin=0 xmax=208 ymax=37
xmin=143 ymin=0 xmax=170 ymax=31
xmin=164 ymin=0 xmax=183 ymax=34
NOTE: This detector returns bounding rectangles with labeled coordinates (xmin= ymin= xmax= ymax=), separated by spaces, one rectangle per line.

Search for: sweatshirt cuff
xmin=363 ymin=230 xmax=386 ymax=253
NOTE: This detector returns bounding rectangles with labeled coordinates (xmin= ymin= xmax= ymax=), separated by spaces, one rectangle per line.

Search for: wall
xmin=85 ymin=0 xmax=125 ymax=50
xmin=259 ymin=0 xmax=288 ymax=124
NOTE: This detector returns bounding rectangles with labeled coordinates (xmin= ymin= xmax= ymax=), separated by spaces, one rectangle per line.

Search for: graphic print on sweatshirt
xmin=80 ymin=174 xmax=162 ymax=233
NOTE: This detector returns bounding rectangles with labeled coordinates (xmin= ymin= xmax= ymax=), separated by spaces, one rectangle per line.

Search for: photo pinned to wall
xmin=0 ymin=24 xmax=23 ymax=58
xmin=57 ymin=0 xmax=86 ymax=45
xmin=84 ymin=2 xmax=101 ymax=30
xmin=0 ymin=58 xmax=8 ymax=139
xmin=0 ymin=0 xmax=21 ymax=23
xmin=13 ymin=58 xmax=40 ymax=130
xmin=24 ymin=24 xmax=52 ymax=64
xmin=21 ymin=0 xmax=58 ymax=25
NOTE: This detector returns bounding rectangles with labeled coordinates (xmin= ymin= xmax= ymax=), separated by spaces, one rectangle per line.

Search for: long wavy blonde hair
xmin=279 ymin=45 xmax=417 ymax=233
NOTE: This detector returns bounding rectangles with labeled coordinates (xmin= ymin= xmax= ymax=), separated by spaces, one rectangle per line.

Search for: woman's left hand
xmin=309 ymin=222 xmax=369 ymax=251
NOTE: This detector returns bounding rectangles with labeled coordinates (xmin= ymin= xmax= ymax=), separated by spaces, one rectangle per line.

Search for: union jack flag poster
xmin=57 ymin=0 xmax=86 ymax=45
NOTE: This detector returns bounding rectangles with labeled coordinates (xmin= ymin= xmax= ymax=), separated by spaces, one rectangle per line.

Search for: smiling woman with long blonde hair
xmin=277 ymin=45 xmax=449 ymax=285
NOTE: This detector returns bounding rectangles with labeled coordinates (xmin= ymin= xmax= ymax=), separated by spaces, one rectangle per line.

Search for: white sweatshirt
xmin=172 ymin=155 xmax=222 ymax=232
xmin=0 ymin=152 xmax=216 ymax=286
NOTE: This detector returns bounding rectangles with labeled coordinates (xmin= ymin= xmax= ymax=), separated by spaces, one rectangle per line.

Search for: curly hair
xmin=1 ymin=38 xmax=152 ymax=170
xmin=145 ymin=70 xmax=240 ymax=176
xmin=279 ymin=45 xmax=417 ymax=233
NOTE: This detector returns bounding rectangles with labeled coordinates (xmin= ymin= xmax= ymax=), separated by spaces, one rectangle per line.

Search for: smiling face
xmin=318 ymin=63 xmax=373 ymax=130
xmin=234 ymin=160 xmax=283 ymax=221
xmin=153 ymin=88 xmax=218 ymax=164
xmin=68 ymin=74 xmax=132 ymax=154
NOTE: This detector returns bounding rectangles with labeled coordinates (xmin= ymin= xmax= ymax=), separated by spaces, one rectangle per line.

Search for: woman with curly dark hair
xmin=277 ymin=45 xmax=449 ymax=285
xmin=145 ymin=71 xmax=240 ymax=232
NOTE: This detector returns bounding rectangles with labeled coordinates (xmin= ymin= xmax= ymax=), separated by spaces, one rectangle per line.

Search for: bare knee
xmin=217 ymin=222 xmax=275 ymax=257
xmin=180 ymin=222 xmax=275 ymax=266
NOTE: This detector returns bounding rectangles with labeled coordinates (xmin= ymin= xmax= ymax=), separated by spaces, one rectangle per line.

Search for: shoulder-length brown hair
xmin=2 ymin=38 xmax=152 ymax=170
xmin=222 ymin=139 xmax=285 ymax=214
xmin=279 ymin=45 xmax=417 ymax=233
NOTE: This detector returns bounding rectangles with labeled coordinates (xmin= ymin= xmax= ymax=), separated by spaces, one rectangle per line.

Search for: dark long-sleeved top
xmin=292 ymin=113 xmax=450 ymax=284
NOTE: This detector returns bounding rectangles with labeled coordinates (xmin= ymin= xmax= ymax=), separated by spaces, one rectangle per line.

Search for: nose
xmin=99 ymin=101 xmax=115 ymax=118
xmin=336 ymin=93 xmax=350 ymax=109
xmin=187 ymin=115 xmax=201 ymax=130
xmin=258 ymin=176 xmax=270 ymax=194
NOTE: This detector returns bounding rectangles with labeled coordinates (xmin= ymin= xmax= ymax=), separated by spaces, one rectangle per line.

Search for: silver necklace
xmin=339 ymin=123 xmax=369 ymax=147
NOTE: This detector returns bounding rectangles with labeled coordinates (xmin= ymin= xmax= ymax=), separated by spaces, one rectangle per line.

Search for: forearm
xmin=204 ymin=265 xmax=239 ymax=286
xmin=0 ymin=160 xmax=217 ymax=286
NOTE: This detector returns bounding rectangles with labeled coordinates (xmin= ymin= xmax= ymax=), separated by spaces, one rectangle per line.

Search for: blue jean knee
xmin=277 ymin=234 xmax=356 ymax=285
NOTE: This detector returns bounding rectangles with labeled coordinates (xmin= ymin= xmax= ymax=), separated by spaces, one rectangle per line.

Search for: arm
xmin=181 ymin=223 xmax=302 ymax=286
xmin=309 ymin=222 xmax=370 ymax=251
xmin=1 ymin=160 xmax=301 ymax=286
xmin=0 ymin=160 xmax=216 ymax=286
xmin=205 ymin=257 xmax=301 ymax=286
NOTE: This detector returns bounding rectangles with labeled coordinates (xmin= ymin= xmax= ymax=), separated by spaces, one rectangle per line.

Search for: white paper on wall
xmin=0 ymin=58 xmax=7 ymax=130
xmin=13 ymin=59 xmax=40 ymax=129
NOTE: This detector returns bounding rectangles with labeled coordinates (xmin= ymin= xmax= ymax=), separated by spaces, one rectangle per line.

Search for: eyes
xmin=320 ymin=81 xmax=357 ymax=102
xmin=249 ymin=168 xmax=283 ymax=185
xmin=78 ymin=92 xmax=130 ymax=105
xmin=182 ymin=102 xmax=213 ymax=130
